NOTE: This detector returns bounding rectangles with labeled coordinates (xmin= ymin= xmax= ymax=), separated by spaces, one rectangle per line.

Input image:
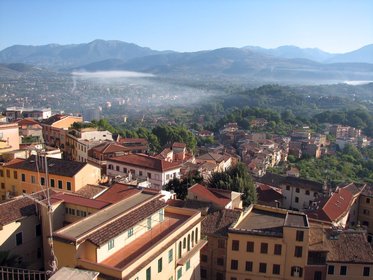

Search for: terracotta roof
xmin=2 ymin=158 xmax=25 ymax=166
xmin=188 ymin=184 xmax=230 ymax=208
xmin=362 ymin=184 xmax=373 ymax=197
xmin=50 ymin=192 xmax=109 ymax=209
xmin=90 ymin=142 xmax=127 ymax=154
xmin=96 ymin=183 xmax=141 ymax=204
xmin=86 ymin=198 xmax=167 ymax=246
xmin=256 ymin=183 xmax=283 ymax=203
xmin=75 ymin=184 xmax=107 ymax=199
xmin=15 ymin=118 xmax=40 ymax=126
xmin=197 ymin=152 xmax=226 ymax=163
xmin=172 ymin=142 xmax=186 ymax=148
xmin=6 ymin=155 xmax=88 ymax=177
xmin=339 ymin=182 xmax=364 ymax=196
xmin=202 ymin=209 xmax=241 ymax=236
xmin=326 ymin=230 xmax=373 ymax=263
xmin=108 ymin=154 xmax=181 ymax=172
xmin=0 ymin=191 xmax=51 ymax=226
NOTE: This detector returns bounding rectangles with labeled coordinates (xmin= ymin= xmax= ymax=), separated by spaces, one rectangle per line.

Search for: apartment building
xmin=5 ymin=107 xmax=52 ymax=122
xmin=106 ymin=154 xmax=181 ymax=189
xmin=226 ymin=204 xmax=309 ymax=280
xmin=358 ymin=184 xmax=373 ymax=243
xmin=0 ymin=122 xmax=20 ymax=155
xmin=53 ymin=191 xmax=205 ymax=280
xmin=0 ymin=155 xmax=101 ymax=200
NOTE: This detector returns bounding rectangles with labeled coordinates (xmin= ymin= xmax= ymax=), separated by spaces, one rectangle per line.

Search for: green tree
xmin=207 ymin=163 xmax=257 ymax=207
xmin=164 ymin=178 xmax=188 ymax=200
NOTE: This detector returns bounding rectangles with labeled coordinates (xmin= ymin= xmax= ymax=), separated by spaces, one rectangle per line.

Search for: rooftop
xmin=75 ymin=184 xmax=107 ymax=199
xmin=95 ymin=183 xmax=141 ymax=204
xmin=202 ymin=209 xmax=241 ymax=236
xmin=188 ymin=184 xmax=230 ymax=208
xmin=54 ymin=192 xmax=161 ymax=244
xmin=49 ymin=192 xmax=110 ymax=210
xmin=107 ymin=154 xmax=181 ymax=172
xmin=6 ymin=155 xmax=88 ymax=177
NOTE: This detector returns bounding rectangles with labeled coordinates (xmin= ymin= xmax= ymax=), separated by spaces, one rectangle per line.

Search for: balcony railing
xmin=0 ymin=266 xmax=47 ymax=280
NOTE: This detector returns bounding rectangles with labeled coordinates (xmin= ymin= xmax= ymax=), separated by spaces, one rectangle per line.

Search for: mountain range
xmin=0 ymin=40 xmax=372 ymax=83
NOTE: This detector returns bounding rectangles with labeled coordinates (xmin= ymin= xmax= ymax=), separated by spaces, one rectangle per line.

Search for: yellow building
xmin=0 ymin=155 xmax=101 ymax=200
xmin=226 ymin=204 xmax=309 ymax=280
xmin=53 ymin=191 xmax=206 ymax=280
xmin=358 ymin=185 xmax=373 ymax=243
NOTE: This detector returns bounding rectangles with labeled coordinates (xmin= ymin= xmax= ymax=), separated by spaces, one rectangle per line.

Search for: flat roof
xmin=54 ymin=192 xmax=156 ymax=242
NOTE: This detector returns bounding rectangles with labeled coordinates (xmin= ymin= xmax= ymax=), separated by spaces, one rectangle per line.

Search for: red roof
xmin=15 ymin=118 xmax=40 ymax=126
xmin=256 ymin=183 xmax=283 ymax=203
xmin=91 ymin=142 xmax=127 ymax=154
xmin=50 ymin=192 xmax=109 ymax=209
xmin=96 ymin=183 xmax=141 ymax=204
xmin=108 ymin=154 xmax=181 ymax=172
xmin=189 ymin=183 xmax=230 ymax=207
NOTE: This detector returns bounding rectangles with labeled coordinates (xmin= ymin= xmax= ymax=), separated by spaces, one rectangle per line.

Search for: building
xmin=358 ymin=184 xmax=373 ymax=243
xmin=15 ymin=118 xmax=43 ymax=142
xmin=256 ymin=182 xmax=283 ymax=207
xmin=0 ymin=155 xmax=101 ymax=200
xmin=187 ymin=183 xmax=242 ymax=210
xmin=53 ymin=191 xmax=205 ymax=280
xmin=5 ymin=107 xmax=52 ymax=122
xmin=330 ymin=124 xmax=361 ymax=138
xmin=196 ymin=152 xmax=232 ymax=173
xmin=0 ymin=122 xmax=20 ymax=156
xmin=106 ymin=154 xmax=181 ymax=189
xmin=41 ymin=114 xmax=83 ymax=155
xmin=226 ymin=204 xmax=309 ymax=280
xmin=0 ymin=192 xmax=48 ymax=270
xmin=117 ymin=137 xmax=148 ymax=154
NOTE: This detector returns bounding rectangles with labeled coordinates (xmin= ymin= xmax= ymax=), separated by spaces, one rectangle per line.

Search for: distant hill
xmin=0 ymin=39 xmax=166 ymax=69
xmin=326 ymin=44 xmax=373 ymax=64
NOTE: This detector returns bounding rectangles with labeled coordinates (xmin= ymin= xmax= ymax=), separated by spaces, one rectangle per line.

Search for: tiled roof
xmin=40 ymin=114 xmax=66 ymax=125
xmin=188 ymin=184 xmax=230 ymax=208
xmin=172 ymin=142 xmax=186 ymax=148
xmin=0 ymin=191 xmax=51 ymax=226
xmin=86 ymin=198 xmax=167 ymax=246
xmin=197 ymin=152 xmax=225 ymax=163
xmin=75 ymin=184 xmax=107 ymax=199
xmin=96 ymin=183 xmax=141 ymax=204
xmin=108 ymin=154 xmax=181 ymax=172
xmin=326 ymin=230 xmax=373 ymax=263
xmin=202 ymin=209 xmax=241 ymax=236
xmin=91 ymin=142 xmax=127 ymax=154
xmin=50 ymin=192 xmax=109 ymax=209
xmin=15 ymin=118 xmax=41 ymax=126
xmin=118 ymin=138 xmax=148 ymax=144
xmin=6 ymin=155 xmax=88 ymax=177
xmin=362 ymin=184 xmax=373 ymax=197
xmin=256 ymin=183 xmax=283 ymax=203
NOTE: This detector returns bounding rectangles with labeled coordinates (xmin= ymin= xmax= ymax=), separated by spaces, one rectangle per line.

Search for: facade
xmin=358 ymin=184 xmax=373 ymax=243
xmin=106 ymin=154 xmax=181 ymax=189
xmin=226 ymin=204 xmax=309 ymax=280
xmin=41 ymin=114 xmax=83 ymax=155
xmin=0 ymin=192 xmax=47 ymax=270
xmin=196 ymin=152 xmax=232 ymax=173
xmin=0 ymin=155 xmax=101 ymax=200
xmin=117 ymin=137 xmax=148 ymax=154
xmin=5 ymin=107 xmax=52 ymax=122
xmin=15 ymin=118 xmax=43 ymax=142
xmin=0 ymin=122 xmax=20 ymax=155
xmin=53 ymin=192 xmax=205 ymax=280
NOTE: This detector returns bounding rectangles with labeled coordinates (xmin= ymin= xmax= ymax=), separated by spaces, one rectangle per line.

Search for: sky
xmin=0 ymin=0 xmax=372 ymax=53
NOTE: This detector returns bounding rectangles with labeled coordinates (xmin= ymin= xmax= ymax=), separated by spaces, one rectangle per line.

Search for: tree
xmin=164 ymin=178 xmax=188 ymax=200
xmin=207 ymin=163 xmax=257 ymax=207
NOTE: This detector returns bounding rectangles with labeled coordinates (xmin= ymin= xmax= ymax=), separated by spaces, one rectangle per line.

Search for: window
xmin=294 ymin=246 xmax=303 ymax=257
xmin=58 ymin=180 xmax=62 ymax=189
xmin=192 ymin=231 xmax=195 ymax=246
xmin=232 ymin=240 xmax=239 ymax=251
xmin=363 ymin=266 xmax=370 ymax=276
xmin=367 ymin=198 xmax=371 ymax=204
xmin=291 ymin=266 xmax=303 ymax=277
xmin=218 ymin=239 xmax=225 ymax=248
xmin=245 ymin=261 xmax=253 ymax=272
xmin=16 ymin=232 xmax=23 ymax=246
xmin=201 ymin=254 xmax=207 ymax=262
xmin=158 ymin=257 xmax=162 ymax=273
xmin=146 ymin=267 xmax=151 ymax=280
xmin=147 ymin=172 xmax=152 ymax=179
xmin=273 ymin=264 xmax=280 ymax=275
xmin=1 ymin=183 xmax=4 ymax=189
xmin=216 ymin=272 xmax=224 ymax=280
xmin=147 ymin=217 xmax=152 ymax=230
xmin=296 ymin=230 xmax=304 ymax=241
xmin=295 ymin=196 xmax=299 ymax=203
xmin=259 ymin=263 xmax=267 ymax=273
xmin=261 ymin=243 xmax=268 ymax=254
xmin=66 ymin=182 xmax=71 ymax=191
xmin=201 ymin=269 xmax=207 ymax=279
xmin=168 ymin=249 xmax=173 ymax=263
xmin=31 ymin=175 xmax=36 ymax=184
xmin=195 ymin=227 xmax=199 ymax=243
xmin=186 ymin=259 xmax=190 ymax=271
xmin=216 ymin=257 xmax=224 ymax=266
xmin=40 ymin=177 xmax=45 ymax=186
xmin=363 ymin=209 xmax=370 ymax=215
xmin=77 ymin=210 xmax=81 ymax=216
xmin=50 ymin=179 xmax=55 ymax=187
xmin=116 ymin=166 xmax=120 ymax=171
xmin=0 ymin=170 xmax=3 ymax=177
xmin=274 ymin=244 xmax=282 ymax=255
xmin=35 ymin=224 xmax=41 ymax=236
xmin=177 ymin=267 xmax=182 ymax=280
xmin=187 ymin=234 xmax=191 ymax=251
xmin=21 ymin=173 xmax=26 ymax=182
xmin=108 ymin=164 xmax=113 ymax=170
xmin=363 ymin=221 xmax=369 ymax=227
xmin=246 ymin=241 xmax=254 ymax=252
xmin=108 ymin=239 xmax=114 ymax=250
xmin=305 ymin=190 xmax=310 ymax=195
xmin=286 ymin=185 xmax=290 ymax=191
xmin=13 ymin=171 xmax=17 ymax=179
xmin=139 ymin=171 xmax=143 ymax=176
xmin=6 ymin=170 xmax=10 ymax=178
xmin=295 ymin=188 xmax=300 ymax=193
xmin=231 ymin=260 xmax=238 ymax=270
xmin=183 ymin=237 xmax=186 ymax=249
xmin=179 ymin=242 xmax=182 ymax=258
xmin=128 ymin=227 xmax=134 ymax=238
xmin=340 ymin=266 xmax=347 ymax=275
xmin=314 ymin=271 xmax=322 ymax=280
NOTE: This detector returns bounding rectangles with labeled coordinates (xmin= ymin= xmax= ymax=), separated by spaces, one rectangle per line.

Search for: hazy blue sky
xmin=0 ymin=0 xmax=372 ymax=53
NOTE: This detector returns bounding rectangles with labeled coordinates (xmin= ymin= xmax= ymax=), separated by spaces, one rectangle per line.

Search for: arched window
xmin=195 ymin=227 xmax=199 ymax=243
xmin=183 ymin=237 xmax=186 ymax=249
xmin=192 ymin=231 xmax=195 ymax=247
xmin=178 ymin=241 xmax=182 ymax=259
xmin=291 ymin=266 xmax=303 ymax=278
